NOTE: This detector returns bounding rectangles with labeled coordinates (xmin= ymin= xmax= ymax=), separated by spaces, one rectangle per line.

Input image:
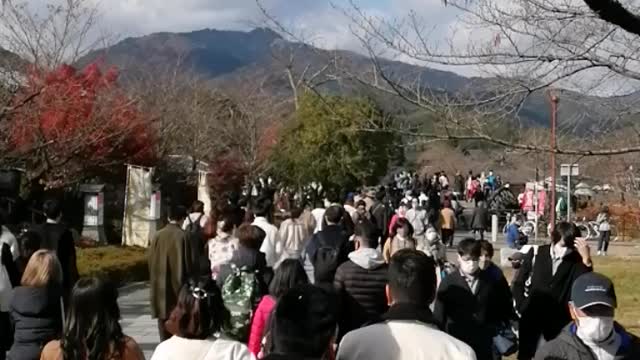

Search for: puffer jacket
xmin=248 ymin=295 xmax=276 ymax=356
xmin=333 ymin=248 xmax=388 ymax=340
xmin=534 ymin=323 xmax=640 ymax=360
xmin=9 ymin=286 xmax=62 ymax=360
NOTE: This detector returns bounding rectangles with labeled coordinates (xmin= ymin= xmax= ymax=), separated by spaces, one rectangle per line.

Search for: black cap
xmin=571 ymin=272 xmax=617 ymax=309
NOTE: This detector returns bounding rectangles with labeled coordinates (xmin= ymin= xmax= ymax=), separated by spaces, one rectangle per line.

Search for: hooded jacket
xmin=333 ymin=248 xmax=388 ymax=340
xmin=534 ymin=323 xmax=640 ymax=360
xmin=9 ymin=286 xmax=62 ymax=360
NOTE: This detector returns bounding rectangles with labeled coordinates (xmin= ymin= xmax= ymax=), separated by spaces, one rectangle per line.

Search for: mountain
xmin=79 ymin=28 xmax=625 ymax=132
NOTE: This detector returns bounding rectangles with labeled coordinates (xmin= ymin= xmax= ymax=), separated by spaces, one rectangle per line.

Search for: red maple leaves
xmin=8 ymin=61 xmax=156 ymax=187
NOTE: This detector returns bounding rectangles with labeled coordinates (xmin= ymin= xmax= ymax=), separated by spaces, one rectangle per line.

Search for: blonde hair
xmin=21 ymin=250 xmax=63 ymax=287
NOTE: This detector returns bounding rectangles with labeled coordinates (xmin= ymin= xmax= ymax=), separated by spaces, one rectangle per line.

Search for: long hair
xmin=21 ymin=249 xmax=62 ymax=287
xmin=269 ymin=259 xmax=308 ymax=298
xmin=165 ymin=277 xmax=230 ymax=339
xmin=61 ymin=277 xmax=124 ymax=360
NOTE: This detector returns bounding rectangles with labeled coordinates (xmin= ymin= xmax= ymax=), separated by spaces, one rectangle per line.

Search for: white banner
xmin=198 ymin=170 xmax=212 ymax=215
xmin=122 ymin=165 xmax=155 ymax=248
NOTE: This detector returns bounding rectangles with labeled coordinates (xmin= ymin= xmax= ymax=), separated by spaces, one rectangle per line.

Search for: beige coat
xmin=148 ymin=223 xmax=185 ymax=320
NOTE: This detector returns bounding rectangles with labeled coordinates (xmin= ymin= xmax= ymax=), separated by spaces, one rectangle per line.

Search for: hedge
xmin=77 ymin=246 xmax=149 ymax=285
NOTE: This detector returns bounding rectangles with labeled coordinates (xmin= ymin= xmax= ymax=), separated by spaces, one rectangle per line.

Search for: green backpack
xmin=221 ymin=264 xmax=260 ymax=342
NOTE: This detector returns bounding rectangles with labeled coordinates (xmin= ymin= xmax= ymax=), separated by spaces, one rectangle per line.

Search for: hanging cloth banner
xmin=122 ymin=165 xmax=155 ymax=248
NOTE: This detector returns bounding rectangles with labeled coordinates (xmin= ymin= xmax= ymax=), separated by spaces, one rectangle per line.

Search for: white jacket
xmin=253 ymin=217 xmax=281 ymax=268
xmin=0 ymin=226 xmax=19 ymax=260
xmin=338 ymin=319 xmax=476 ymax=360
xmin=277 ymin=218 xmax=311 ymax=267
xmin=151 ymin=336 xmax=253 ymax=360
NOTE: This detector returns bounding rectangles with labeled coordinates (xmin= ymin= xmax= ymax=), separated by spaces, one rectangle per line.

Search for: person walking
xmin=383 ymin=218 xmax=417 ymax=263
xmin=40 ymin=277 xmax=145 ymax=360
xmin=334 ymin=222 xmax=388 ymax=340
xmin=8 ymin=250 xmax=62 ymax=360
xmin=149 ymin=206 xmax=188 ymax=341
xmin=440 ymin=200 xmax=456 ymax=248
xmin=31 ymin=199 xmax=78 ymax=304
xmin=512 ymin=222 xmax=593 ymax=360
xmin=262 ymin=284 xmax=338 ymax=360
xmin=253 ymin=199 xmax=281 ymax=268
xmin=153 ymin=278 xmax=252 ymax=360
xmin=470 ymin=201 xmax=489 ymax=241
xmin=534 ymin=272 xmax=640 ymax=360
xmin=434 ymin=239 xmax=514 ymax=360
xmin=337 ymin=249 xmax=477 ymax=360
xmin=304 ymin=205 xmax=351 ymax=290
xmin=277 ymin=207 xmax=312 ymax=266
xmin=248 ymin=259 xmax=308 ymax=357
xmin=406 ymin=198 xmax=427 ymax=247
xmin=596 ymin=206 xmax=611 ymax=256
xmin=15 ymin=232 xmax=41 ymax=278
xmin=182 ymin=200 xmax=211 ymax=278
xmin=208 ymin=214 xmax=240 ymax=280
xmin=216 ymin=224 xmax=270 ymax=294
xmin=454 ymin=171 xmax=465 ymax=198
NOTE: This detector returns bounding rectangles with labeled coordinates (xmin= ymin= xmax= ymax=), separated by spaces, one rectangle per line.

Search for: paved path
xmin=118 ymin=283 xmax=158 ymax=359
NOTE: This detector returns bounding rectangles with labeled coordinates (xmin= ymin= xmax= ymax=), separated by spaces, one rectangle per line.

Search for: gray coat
xmin=470 ymin=206 xmax=489 ymax=230
xmin=535 ymin=324 xmax=640 ymax=360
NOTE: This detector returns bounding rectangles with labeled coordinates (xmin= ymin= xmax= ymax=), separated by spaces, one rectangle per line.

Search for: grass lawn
xmin=594 ymin=256 xmax=640 ymax=333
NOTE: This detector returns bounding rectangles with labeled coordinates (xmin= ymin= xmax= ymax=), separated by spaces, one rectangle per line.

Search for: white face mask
xmin=459 ymin=256 xmax=480 ymax=275
xmin=553 ymin=242 xmax=567 ymax=258
xmin=576 ymin=316 xmax=615 ymax=343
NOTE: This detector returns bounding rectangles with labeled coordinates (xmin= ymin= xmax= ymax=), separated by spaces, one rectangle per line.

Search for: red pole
xmin=549 ymin=94 xmax=559 ymax=233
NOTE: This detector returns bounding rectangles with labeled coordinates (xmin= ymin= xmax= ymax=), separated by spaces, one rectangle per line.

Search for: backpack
xmin=221 ymin=264 xmax=260 ymax=342
xmin=311 ymin=235 xmax=340 ymax=283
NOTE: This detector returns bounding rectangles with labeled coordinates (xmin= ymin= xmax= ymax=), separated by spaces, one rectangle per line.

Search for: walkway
xmin=118 ymin=283 xmax=158 ymax=359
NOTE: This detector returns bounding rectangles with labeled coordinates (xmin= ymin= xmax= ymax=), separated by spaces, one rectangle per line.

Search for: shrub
xmin=77 ymin=246 xmax=148 ymax=285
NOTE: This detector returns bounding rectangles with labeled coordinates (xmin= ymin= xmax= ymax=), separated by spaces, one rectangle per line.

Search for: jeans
xmin=598 ymin=231 xmax=611 ymax=252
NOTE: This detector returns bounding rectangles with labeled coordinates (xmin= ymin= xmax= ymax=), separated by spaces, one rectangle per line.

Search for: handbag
xmin=493 ymin=323 xmax=518 ymax=356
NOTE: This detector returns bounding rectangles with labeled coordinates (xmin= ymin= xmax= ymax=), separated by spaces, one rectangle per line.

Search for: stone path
xmin=118 ymin=282 xmax=158 ymax=359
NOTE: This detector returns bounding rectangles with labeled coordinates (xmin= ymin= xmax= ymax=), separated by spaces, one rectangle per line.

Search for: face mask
xmin=553 ymin=242 xmax=567 ymax=258
xmin=459 ymin=256 xmax=479 ymax=275
xmin=576 ymin=316 xmax=615 ymax=343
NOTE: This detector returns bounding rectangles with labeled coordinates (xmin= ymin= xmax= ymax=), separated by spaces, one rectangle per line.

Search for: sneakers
xmin=597 ymin=251 xmax=602 ymax=256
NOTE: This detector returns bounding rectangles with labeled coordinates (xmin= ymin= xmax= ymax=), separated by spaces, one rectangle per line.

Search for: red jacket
xmin=249 ymin=295 xmax=276 ymax=356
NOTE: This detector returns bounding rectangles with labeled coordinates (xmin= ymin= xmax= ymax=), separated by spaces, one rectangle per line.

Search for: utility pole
xmin=549 ymin=92 xmax=559 ymax=234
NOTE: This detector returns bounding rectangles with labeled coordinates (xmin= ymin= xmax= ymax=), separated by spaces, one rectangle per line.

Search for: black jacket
xmin=370 ymin=201 xmax=390 ymax=240
xmin=434 ymin=265 xmax=515 ymax=360
xmin=8 ymin=286 xmax=63 ymax=360
xmin=333 ymin=251 xmax=388 ymax=340
xmin=216 ymin=245 xmax=272 ymax=297
xmin=534 ymin=323 xmax=640 ymax=360
xmin=512 ymin=245 xmax=592 ymax=360
xmin=31 ymin=223 xmax=78 ymax=298
xmin=305 ymin=225 xmax=350 ymax=287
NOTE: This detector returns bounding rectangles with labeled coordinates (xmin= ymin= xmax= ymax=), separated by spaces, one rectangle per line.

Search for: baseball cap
xmin=571 ymin=272 xmax=617 ymax=309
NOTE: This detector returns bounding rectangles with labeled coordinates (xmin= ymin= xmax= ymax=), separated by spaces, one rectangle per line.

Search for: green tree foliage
xmin=271 ymin=93 xmax=401 ymax=193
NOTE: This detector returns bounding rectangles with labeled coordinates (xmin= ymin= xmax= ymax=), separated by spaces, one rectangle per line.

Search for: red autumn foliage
xmin=207 ymin=152 xmax=247 ymax=201
xmin=8 ymin=62 xmax=156 ymax=187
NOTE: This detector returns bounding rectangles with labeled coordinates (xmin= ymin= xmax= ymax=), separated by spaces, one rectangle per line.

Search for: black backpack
xmin=312 ymin=235 xmax=340 ymax=283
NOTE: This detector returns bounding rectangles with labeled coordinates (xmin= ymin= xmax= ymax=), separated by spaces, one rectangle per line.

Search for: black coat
xmin=31 ymin=223 xmax=78 ymax=298
xmin=511 ymin=245 xmax=591 ymax=360
xmin=434 ymin=265 xmax=515 ymax=360
xmin=9 ymin=286 xmax=63 ymax=360
xmin=333 ymin=257 xmax=388 ymax=340
xmin=305 ymin=225 xmax=351 ymax=287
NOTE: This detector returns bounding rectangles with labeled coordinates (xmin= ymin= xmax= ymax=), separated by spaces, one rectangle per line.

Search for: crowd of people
xmin=0 ymin=168 xmax=637 ymax=360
